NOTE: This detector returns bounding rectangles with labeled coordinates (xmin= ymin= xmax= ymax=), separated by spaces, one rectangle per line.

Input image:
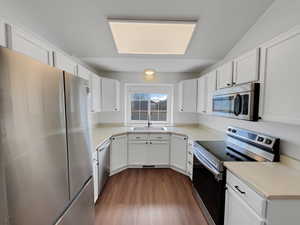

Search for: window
xmin=131 ymin=93 xmax=168 ymax=122
xmin=125 ymin=84 xmax=173 ymax=125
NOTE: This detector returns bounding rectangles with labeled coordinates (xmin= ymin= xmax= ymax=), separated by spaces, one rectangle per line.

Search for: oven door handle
xmin=194 ymin=153 xmax=222 ymax=181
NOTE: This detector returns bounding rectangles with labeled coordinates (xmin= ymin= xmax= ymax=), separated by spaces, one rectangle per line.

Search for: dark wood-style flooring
xmin=95 ymin=169 xmax=208 ymax=225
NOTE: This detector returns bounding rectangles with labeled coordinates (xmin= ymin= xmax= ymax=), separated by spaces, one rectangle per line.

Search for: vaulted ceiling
xmin=0 ymin=0 xmax=274 ymax=72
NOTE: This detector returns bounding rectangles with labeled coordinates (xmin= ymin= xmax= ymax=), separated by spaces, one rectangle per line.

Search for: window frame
xmin=125 ymin=83 xmax=174 ymax=125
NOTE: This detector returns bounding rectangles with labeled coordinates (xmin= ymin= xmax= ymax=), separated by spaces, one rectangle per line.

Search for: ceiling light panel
xmin=108 ymin=19 xmax=196 ymax=55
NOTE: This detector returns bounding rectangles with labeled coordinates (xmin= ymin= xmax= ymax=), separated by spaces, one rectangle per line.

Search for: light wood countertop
xmin=91 ymin=124 xmax=224 ymax=150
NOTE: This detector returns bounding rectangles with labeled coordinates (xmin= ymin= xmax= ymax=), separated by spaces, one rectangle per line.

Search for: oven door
xmin=192 ymin=153 xmax=225 ymax=225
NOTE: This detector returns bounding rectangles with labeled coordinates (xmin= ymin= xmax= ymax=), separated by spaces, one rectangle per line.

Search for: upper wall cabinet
xmin=0 ymin=20 xmax=6 ymax=47
xmin=206 ymin=70 xmax=217 ymax=114
xmin=101 ymin=78 xmax=120 ymax=112
xmin=197 ymin=76 xmax=207 ymax=114
xmin=260 ymin=26 xmax=300 ymax=125
xmin=7 ymin=25 xmax=53 ymax=65
xmin=77 ymin=64 xmax=90 ymax=81
xmin=216 ymin=61 xmax=233 ymax=89
xmin=90 ymin=73 xmax=101 ymax=113
xmin=178 ymin=79 xmax=198 ymax=112
xmin=53 ymin=51 xmax=77 ymax=75
xmin=233 ymin=48 xmax=260 ymax=85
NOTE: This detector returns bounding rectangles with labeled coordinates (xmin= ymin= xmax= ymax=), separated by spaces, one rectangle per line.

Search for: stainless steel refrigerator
xmin=0 ymin=47 xmax=94 ymax=225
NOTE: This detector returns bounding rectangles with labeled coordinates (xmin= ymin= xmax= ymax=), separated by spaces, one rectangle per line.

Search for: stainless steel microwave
xmin=212 ymin=83 xmax=260 ymax=121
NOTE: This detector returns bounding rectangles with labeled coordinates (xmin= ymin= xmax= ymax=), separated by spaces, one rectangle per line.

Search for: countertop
xmin=92 ymin=124 xmax=224 ymax=150
xmin=225 ymin=162 xmax=300 ymax=200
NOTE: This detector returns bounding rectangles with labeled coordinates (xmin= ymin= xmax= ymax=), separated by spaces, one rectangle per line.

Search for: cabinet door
xmin=170 ymin=135 xmax=187 ymax=172
xmin=53 ymin=51 xmax=77 ymax=75
xmin=110 ymin=135 xmax=127 ymax=172
xmin=197 ymin=76 xmax=207 ymax=113
xmin=90 ymin=73 xmax=101 ymax=112
xmin=77 ymin=64 xmax=90 ymax=81
xmin=217 ymin=61 xmax=233 ymax=89
xmin=147 ymin=141 xmax=169 ymax=165
xmin=0 ymin=20 xmax=6 ymax=47
xmin=178 ymin=79 xmax=198 ymax=112
xmin=128 ymin=141 xmax=148 ymax=165
xmin=101 ymin=78 xmax=120 ymax=112
xmin=260 ymin=27 xmax=300 ymax=125
xmin=206 ymin=71 xmax=217 ymax=114
xmin=7 ymin=25 xmax=53 ymax=65
xmin=233 ymin=49 xmax=259 ymax=85
xmin=224 ymin=187 xmax=264 ymax=225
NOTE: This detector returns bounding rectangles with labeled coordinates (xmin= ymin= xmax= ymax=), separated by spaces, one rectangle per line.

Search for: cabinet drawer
xmin=226 ymin=171 xmax=266 ymax=217
xmin=149 ymin=134 xmax=169 ymax=141
xmin=128 ymin=134 xmax=148 ymax=141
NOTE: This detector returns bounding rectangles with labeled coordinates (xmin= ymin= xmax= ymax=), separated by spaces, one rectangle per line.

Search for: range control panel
xmin=226 ymin=126 xmax=279 ymax=149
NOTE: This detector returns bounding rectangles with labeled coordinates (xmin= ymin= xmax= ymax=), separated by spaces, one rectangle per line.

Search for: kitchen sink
xmin=132 ymin=126 xmax=167 ymax=131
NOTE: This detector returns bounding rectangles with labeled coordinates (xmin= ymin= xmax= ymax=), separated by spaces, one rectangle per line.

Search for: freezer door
xmin=64 ymin=72 xmax=93 ymax=199
xmin=0 ymin=47 xmax=69 ymax=225
xmin=55 ymin=178 xmax=94 ymax=225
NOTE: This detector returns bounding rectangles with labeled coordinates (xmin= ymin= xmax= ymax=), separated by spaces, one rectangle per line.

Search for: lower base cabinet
xmin=170 ymin=134 xmax=188 ymax=172
xmin=128 ymin=140 xmax=169 ymax=166
xmin=110 ymin=135 xmax=127 ymax=173
xmin=225 ymin=186 xmax=264 ymax=225
xmin=225 ymin=171 xmax=300 ymax=225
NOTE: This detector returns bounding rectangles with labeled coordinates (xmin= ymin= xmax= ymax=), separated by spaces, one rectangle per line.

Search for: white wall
xmin=199 ymin=0 xmax=300 ymax=160
xmin=92 ymin=72 xmax=199 ymax=125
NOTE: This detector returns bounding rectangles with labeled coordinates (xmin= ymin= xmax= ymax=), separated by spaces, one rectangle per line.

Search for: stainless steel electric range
xmin=192 ymin=126 xmax=280 ymax=225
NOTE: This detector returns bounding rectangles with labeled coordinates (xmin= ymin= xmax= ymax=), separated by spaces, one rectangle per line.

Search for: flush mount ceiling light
xmin=144 ymin=69 xmax=156 ymax=81
xmin=108 ymin=19 xmax=197 ymax=55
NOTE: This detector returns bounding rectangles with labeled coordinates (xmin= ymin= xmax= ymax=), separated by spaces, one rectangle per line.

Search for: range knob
xmin=257 ymin=136 xmax=264 ymax=142
xmin=265 ymin=139 xmax=273 ymax=145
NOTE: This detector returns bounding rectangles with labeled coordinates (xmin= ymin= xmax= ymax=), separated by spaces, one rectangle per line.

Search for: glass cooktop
xmin=195 ymin=140 xmax=254 ymax=162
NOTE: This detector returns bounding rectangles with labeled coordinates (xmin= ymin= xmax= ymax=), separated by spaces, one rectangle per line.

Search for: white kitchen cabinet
xmin=216 ymin=61 xmax=233 ymax=89
xmin=260 ymin=27 xmax=300 ymax=125
xmin=197 ymin=76 xmax=207 ymax=114
xmin=233 ymin=48 xmax=260 ymax=85
xmin=77 ymin=64 xmax=91 ymax=81
xmin=128 ymin=141 xmax=148 ymax=165
xmin=101 ymin=78 xmax=120 ymax=112
xmin=147 ymin=141 xmax=169 ymax=165
xmin=92 ymin=151 xmax=99 ymax=203
xmin=53 ymin=51 xmax=77 ymax=75
xmin=7 ymin=24 xmax=53 ymax=65
xmin=224 ymin=186 xmax=264 ymax=225
xmin=110 ymin=135 xmax=127 ymax=173
xmin=0 ymin=20 xmax=7 ymax=47
xmin=90 ymin=73 xmax=101 ymax=113
xmin=225 ymin=171 xmax=300 ymax=225
xmin=206 ymin=71 xmax=217 ymax=114
xmin=178 ymin=79 xmax=198 ymax=112
xmin=170 ymin=134 xmax=188 ymax=172
xmin=128 ymin=134 xmax=170 ymax=166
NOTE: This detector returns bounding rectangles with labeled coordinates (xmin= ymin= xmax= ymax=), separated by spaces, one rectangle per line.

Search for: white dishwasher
xmin=97 ymin=141 xmax=110 ymax=195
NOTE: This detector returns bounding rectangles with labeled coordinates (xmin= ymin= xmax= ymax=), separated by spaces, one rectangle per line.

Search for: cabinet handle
xmin=188 ymin=161 xmax=192 ymax=165
xmin=136 ymin=137 xmax=141 ymax=139
xmin=146 ymin=141 xmax=148 ymax=144
xmin=226 ymin=83 xmax=231 ymax=86
xmin=188 ymin=152 xmax=192 ymax=155
xmin=150 ymin=142 xmax=152 ymax=144
xmin=184 ymin=137 xmax=187 ymax=140
xmin=234 ymin=186 xmax=246 ymax=195
xmin=111 ymin=137 xmax=115 ymax=140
